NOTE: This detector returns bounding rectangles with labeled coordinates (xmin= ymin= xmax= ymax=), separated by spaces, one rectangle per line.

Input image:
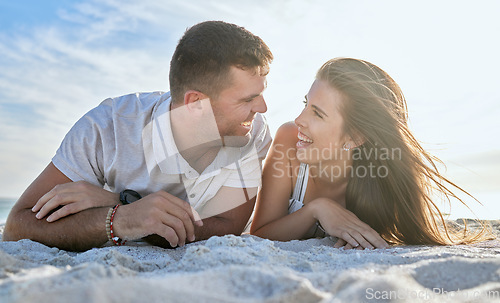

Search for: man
xmin=3 ymin=21 xmax=273 ymax=251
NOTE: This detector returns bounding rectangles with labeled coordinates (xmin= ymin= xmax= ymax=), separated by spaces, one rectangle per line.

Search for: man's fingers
xmin=32 ymin=182 xmax=120 ymax=223
xmin=46 ymin=201 xmax=88 ymax=222
xmin=191 ymin=207 xmax=203 ymax=227
xmin=164 ymin=205 xmax=196 ymax=243
xmin=32 ymin=190 xmax=57 ymax=213
xmin=46 ymin=206 xmax=73 ymax=222
xmin=160 ymin=213 xmax=189 ymax=247
xmin=33 ymin=183 xmax=77 ymax=218
xmin=124 ymin=191 xmax=202 ymax=245
xmin=35 ymin=193 xmax=71 ymax=219
xmin=156 ymin=225 xmax=180 ymax=248
xmin=37 ymin=192 xmax=91 ymax=220
xmin=159 ymin=192 xmax=203 ymax=226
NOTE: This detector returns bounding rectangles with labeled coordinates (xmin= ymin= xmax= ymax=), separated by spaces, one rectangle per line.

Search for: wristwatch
xmin=119 ymin=189 xmax=142 ymax=205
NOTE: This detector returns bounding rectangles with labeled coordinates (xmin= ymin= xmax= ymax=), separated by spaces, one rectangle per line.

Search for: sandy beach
xmin=1 ymin=220 xmax=499 ymax=303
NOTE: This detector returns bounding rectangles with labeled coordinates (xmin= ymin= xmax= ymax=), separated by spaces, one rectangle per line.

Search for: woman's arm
xmin=251 ymin=123 xmax=388 ymax=248
xmin=251 ymin=122 xmax=316 ymax=240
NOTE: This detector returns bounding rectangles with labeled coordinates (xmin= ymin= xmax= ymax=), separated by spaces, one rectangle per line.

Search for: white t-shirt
xmin=52 ymin=91 xmax=272 ymax=213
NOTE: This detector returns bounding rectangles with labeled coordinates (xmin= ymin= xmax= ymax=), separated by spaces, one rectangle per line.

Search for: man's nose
xmin=253 ymin=96 xmax=267 ymax=113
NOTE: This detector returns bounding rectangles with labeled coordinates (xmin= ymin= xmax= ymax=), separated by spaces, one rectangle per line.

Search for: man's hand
xmin=31 ymin=181 xmax=119 ymax=222
xmin=113 ymin=191 xmax=203 ymax=247
xmin=310 ymin=198 xmax=389 ymax=249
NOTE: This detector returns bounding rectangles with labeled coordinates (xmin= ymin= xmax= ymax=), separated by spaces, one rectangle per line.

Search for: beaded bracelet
xmin=109 ymin=204 xmax=127 ymax=246
xmin=105 ymin=207 xmax=113 ymax=242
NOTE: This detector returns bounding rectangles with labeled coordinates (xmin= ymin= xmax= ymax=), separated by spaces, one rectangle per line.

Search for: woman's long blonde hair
xmin=317 ymin=57 xmax=491 ymax=245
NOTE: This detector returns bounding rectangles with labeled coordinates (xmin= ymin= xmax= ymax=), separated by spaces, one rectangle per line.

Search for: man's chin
xmin=222 ymin=134 xmax=251 ymax=147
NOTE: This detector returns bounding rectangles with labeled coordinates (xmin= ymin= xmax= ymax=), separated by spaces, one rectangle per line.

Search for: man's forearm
xmin=3 ymin=206 xmax=109 ymax=251
xmin=194 ymin=216 xmax=241 ymax=240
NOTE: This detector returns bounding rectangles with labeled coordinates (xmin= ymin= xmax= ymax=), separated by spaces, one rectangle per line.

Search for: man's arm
xmin=3 ymin=163 xmax=202 ymax=251
xmin=194 ymin=196 xmax=256 ymax=240
xmin=3 ymin=163 xmax=110 ymax=251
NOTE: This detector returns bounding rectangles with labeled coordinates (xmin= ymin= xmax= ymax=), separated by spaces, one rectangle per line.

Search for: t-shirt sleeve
xmin=51 ymin=99 xmax=113 ymax=187
xmin=223 ymin=114 xmax=272 ymax=189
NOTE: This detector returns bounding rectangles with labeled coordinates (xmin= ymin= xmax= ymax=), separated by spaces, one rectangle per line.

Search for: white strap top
xmin=288 ymin=163 xmax=309 ymax=214
xmin=287 ymin=162 xmax=327 ymax=237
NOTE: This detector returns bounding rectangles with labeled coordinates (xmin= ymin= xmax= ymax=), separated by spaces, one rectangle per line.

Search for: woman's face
xmin=294 ymin=79 xmax=350 ymax=164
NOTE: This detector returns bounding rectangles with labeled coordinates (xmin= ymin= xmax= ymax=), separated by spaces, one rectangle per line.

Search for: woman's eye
xmin=302 ymin=100 xmax=307 ymax=107
xmin=314 ymin=111 xmax=323 ymax=118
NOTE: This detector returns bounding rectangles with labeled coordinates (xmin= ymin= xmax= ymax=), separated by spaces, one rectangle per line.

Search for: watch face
xmin=121 ymin=190 xmax=142 ymax=205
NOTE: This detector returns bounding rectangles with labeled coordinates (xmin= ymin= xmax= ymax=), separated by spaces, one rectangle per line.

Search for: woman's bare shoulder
xmin=268 ymin=122 xmax=301 ymax=171
xmin=274 ymin=122 xmax=299 ymax=149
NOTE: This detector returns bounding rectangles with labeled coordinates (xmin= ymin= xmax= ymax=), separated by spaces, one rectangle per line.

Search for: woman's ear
xmin=346 ymin=132 xmax=365 ymax=149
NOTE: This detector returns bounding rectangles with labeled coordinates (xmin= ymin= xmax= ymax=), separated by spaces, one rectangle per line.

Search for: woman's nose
xmin=294 ymin=109 xmax=306 ymax=128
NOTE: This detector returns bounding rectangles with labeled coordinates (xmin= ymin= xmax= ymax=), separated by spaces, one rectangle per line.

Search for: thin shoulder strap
xmin=299 ymin=164 xmax=309 ymax=203
xmin=291 ymin=163 xmax=308 ymax=202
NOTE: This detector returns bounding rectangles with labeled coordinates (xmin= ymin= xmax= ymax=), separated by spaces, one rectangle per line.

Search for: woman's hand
xmin=333 ymin=238 xmax=365 ymax=250
xmin=31 ymin=181 xmax=119 ymax=222
xmin=309 ymin=198 xmax=389 ymax=249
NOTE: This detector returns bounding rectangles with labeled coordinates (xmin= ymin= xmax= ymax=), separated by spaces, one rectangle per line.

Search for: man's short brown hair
xmin=169 ymin=21 xmax=273 ymax=103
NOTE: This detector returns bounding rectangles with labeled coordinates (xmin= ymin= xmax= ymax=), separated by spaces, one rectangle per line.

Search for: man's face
xmin=210 ymin=66 xmax=268 ymax=147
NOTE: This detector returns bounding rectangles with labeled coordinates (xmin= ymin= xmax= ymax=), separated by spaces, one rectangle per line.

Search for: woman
xmin=250 ymin=57 xmax=488 ymax=248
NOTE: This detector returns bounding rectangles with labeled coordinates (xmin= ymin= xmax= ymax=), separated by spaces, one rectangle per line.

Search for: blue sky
xmin=0 ymin=1 xmax=71 ymax=29
xmin=0 ymin=0 xmax=499 ymax=219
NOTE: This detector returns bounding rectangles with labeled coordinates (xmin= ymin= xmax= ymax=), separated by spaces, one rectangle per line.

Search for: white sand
xmin=1 ymin=221 xmax=500 ymax=303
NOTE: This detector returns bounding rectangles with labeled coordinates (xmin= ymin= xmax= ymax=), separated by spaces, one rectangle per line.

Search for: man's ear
xmin=183 ymin=90 xmax=209 ymax=113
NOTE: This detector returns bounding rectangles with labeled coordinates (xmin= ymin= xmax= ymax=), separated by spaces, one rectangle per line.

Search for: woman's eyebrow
xmin=312 ymin=105 xmax=328 ymax=117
